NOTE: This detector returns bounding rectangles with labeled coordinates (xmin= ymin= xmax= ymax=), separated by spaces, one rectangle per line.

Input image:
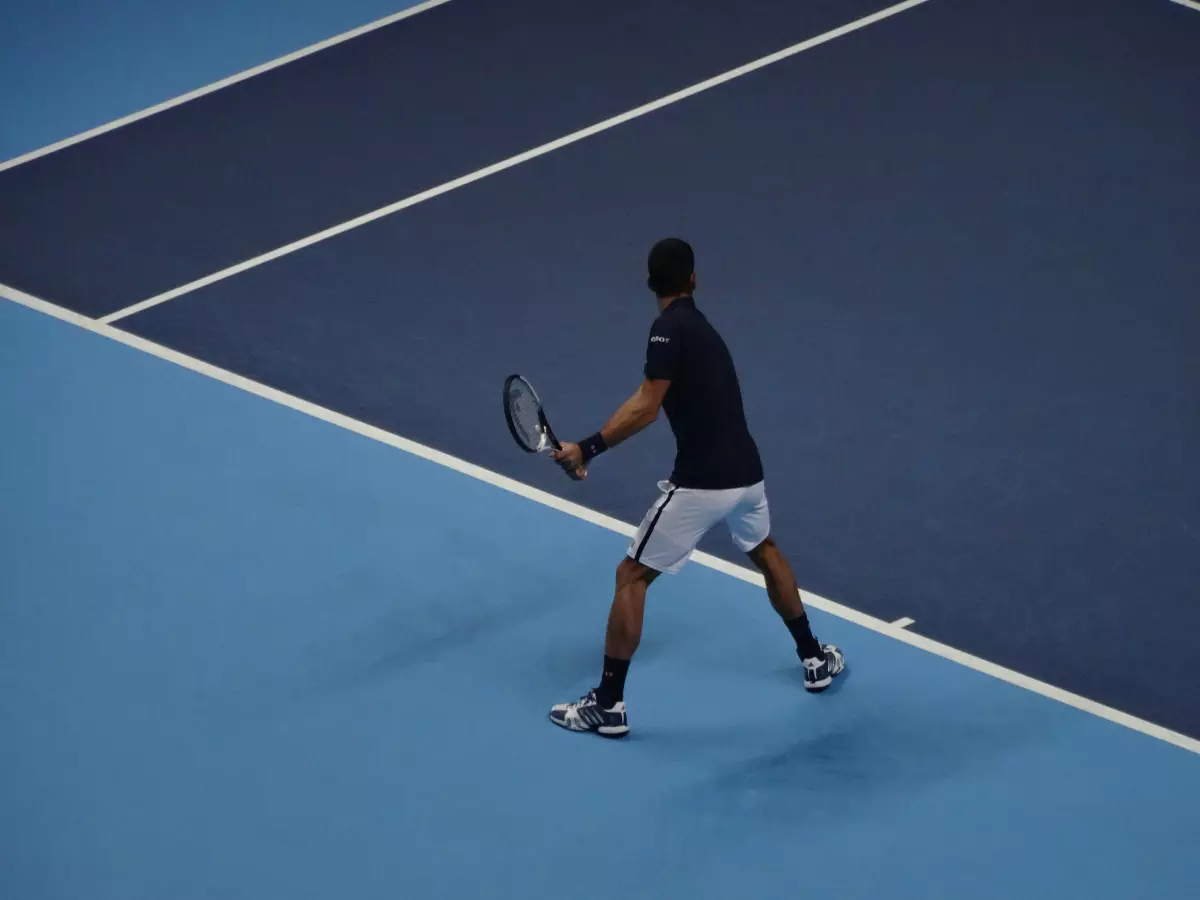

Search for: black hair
xmin=646 ymin=238 xmax=694 ymax=297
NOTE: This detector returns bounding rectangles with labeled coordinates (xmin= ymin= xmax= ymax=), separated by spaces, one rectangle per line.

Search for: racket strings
xmin=506 ymin=381 xmax=548 ymax=451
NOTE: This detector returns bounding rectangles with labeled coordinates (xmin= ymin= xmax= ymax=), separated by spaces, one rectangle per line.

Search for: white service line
xmin=98 ymin=0 xmax=935 ymax=325
xmin=891 ymin=617 xmax=916 ymax=629
xmin=0 ymin=0 xmax=455 ymax=173
xmin=3 ymin=280 xmax=1199 ymax=757
xmin=1169 ymin=0 xmax=1200 ymax=13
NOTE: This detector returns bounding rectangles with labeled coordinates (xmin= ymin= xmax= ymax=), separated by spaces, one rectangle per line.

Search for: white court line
xmin=0 ymin=0 xmax=454 ymax=174
xmin=99 ymin=0 xmax=935 ymax=325
xmin=1169 ymin=0 xmax=1200 ymax=13
xmin=891 ymin=617 xmax=916 ymax=629
xmin=4 ymin=281 xmax=1199 ymax=757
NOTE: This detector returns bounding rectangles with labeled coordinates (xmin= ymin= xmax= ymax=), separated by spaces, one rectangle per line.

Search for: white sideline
xmin=3 ymin=280 xmax=1198 ymax=757
xmin=0 ymin=0 xmax=455 ymax=173
xmin=98 ymin=0 xmax=936 ymax=325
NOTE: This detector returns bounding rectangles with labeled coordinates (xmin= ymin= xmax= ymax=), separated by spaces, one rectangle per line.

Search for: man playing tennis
xmin=548 ymin=238 xmax=844 ymax=738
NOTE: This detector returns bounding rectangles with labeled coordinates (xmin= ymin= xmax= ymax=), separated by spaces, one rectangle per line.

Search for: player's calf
xmin=747 ymin=536 xmax=846 ymax=691
xmin=548 ymin=559 xmax=656 ymax=738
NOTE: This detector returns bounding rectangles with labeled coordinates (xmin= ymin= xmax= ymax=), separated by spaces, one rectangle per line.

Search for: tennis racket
xmin=503 ymin=374 xmax=563 ymax=454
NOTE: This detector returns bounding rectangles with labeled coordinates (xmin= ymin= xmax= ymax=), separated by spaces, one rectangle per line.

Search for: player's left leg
xmin=550 ymin=484 xmax=731 ymax=737
xmin=547 ymin=559 xmax=658 ymax=739
xmin=602 ymin=557 xmax=660 ymax=678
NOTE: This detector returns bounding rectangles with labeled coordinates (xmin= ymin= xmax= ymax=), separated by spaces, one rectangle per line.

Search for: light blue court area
xmin=2 ymin=299 xmax=1198 ymax=900
xmin=0 ymin=0 xmax=433 ymax=162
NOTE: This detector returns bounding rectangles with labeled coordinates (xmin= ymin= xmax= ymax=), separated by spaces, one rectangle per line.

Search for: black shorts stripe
xmin=634 ymin=489 xmax=677 ymax=562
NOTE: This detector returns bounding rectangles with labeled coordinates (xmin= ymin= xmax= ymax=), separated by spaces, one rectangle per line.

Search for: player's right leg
xmin=728 ymin=483 xmax=845 ymax=691
xmin=747 ymin=536 xmax=845 ymax=690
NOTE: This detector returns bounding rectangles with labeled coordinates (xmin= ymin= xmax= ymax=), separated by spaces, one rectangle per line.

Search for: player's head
xmin=647 ymin=238 xmax=695 ymax=298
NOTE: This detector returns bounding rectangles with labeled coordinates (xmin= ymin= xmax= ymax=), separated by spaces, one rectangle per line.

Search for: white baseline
xmin=99 ymin=0 xmax=935 ymax=325
xmin=3 ymin=281 xmax=1198 ymax=757
xmin=0 ymin=0 xmax=454 ymax=174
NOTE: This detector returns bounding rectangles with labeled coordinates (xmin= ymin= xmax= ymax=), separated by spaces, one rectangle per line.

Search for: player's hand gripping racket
xmin=503 ymin=374 xmax=584 ymax=479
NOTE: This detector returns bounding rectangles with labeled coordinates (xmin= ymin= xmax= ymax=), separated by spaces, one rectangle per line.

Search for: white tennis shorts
xmin=627 ymin=480 xmax=770 ymax=574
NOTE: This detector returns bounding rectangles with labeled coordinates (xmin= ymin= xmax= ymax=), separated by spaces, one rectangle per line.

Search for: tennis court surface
xmin=3 ymin=1 xmax=1199 ymax=897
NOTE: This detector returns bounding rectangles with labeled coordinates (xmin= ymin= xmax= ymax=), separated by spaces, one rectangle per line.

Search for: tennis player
xmin=548 ymin=238 xmax=844 ymax=737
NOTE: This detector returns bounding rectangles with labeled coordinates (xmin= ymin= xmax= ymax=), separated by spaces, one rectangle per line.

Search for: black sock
xmin=785 ymin=613 xmax=824 ymax=660
xmin=596 ymin=655 xmax=630 ymax=708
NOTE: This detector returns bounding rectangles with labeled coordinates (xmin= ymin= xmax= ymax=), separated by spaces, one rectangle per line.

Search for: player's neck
xmin=657 ymin=293 xmax=693 ymax=313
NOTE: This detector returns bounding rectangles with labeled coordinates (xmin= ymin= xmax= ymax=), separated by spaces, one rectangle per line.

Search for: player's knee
xmin=615 ymin=557 xmax=640 ymax=587
xmin=616 ymin=557 xmax=657 ymax=588
xmin=747 ymin=535 xmax=777 ymax=570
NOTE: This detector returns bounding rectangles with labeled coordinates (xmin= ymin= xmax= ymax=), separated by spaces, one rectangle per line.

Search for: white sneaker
xmin=549 ymin=689 xmax=629 ymax=738
xmin=802 ymin=644 xmax=845 ymax=692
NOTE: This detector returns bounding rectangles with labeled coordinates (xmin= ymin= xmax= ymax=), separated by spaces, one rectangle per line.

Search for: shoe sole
xmin=805 ymin=658 xmax=846 ymax=692
xmin=548 ymin=715 xmax=630 ymax=739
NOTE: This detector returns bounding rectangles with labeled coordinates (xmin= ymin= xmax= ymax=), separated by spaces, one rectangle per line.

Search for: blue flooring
xmin=0 ymin=0 xmax=429 ymax=164
xmin=3 ymin=0 xmax=1200 ymax=894
xmin=113 ymin=0 xmax=1200 ymax=736
xmin=3 ymin=298 xmax=1198 ymax=900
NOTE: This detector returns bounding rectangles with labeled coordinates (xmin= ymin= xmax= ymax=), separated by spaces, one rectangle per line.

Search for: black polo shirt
xmin=643 ymin=296 xmax=764 ymax=490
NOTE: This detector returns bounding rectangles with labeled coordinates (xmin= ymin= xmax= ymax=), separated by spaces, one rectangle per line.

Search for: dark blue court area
xmin=3 ymin=1 xmax=1199 ymax=898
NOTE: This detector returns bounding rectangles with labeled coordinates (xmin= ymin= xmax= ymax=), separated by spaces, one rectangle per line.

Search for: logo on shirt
xmin=650 ymin=336 xmax=670 ymax=343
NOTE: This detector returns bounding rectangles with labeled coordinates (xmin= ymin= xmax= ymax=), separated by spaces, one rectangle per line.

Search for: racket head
xmin=503 ymin=374 xmax=562 ymax=453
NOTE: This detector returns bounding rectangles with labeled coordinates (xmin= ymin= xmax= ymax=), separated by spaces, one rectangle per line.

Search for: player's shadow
xmin=298 ymin=567 xmax=587 ymax=701
xmin=665 ymin=688 xmax=1065 ymax=828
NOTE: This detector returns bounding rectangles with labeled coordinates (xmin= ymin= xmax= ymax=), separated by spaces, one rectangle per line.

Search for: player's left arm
xmin=599 ymin=377 xmax=670 ymax=447
xmin=551 ymin=378 xmax=669 ymax=479
xmin=552 ymin=316 xmax=679 ymax=480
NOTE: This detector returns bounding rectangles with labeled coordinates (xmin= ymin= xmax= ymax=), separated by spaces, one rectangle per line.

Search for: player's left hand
xmin=551 ymin=443 xmax=587 ymax=480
